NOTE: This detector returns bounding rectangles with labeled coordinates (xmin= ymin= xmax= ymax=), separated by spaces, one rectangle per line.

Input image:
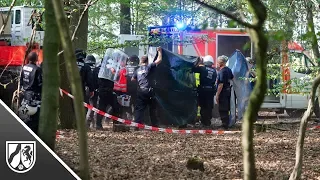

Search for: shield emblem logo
xmin=6 ymin=141 xmax=36 ymax=173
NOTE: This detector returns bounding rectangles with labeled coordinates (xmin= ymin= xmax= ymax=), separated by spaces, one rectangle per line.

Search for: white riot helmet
xmin=203 ymin=55 xmax=214 ymax=66
xmin=25 ymin=104 xmax=38 ymax=115
xmin=19 ymin=100 xmax=40 ymax=116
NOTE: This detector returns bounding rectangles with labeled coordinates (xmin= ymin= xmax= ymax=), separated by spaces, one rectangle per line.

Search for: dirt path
xmin=55 ymin=119 xmax=320 ymax=180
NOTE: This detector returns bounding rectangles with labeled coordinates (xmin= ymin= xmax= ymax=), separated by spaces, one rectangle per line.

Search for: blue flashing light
xmin=175 ymin=22 xmax=187 ymax=31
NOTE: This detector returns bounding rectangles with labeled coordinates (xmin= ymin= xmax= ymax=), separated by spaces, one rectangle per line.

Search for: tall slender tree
xmin=289 ymin=1 xmax=320 ymax=179
xmin=38 ymin=0 xmax=61 ymax=150
xmin=193 ymin=0 xmax=268 ymax=179
xmin=120 ymin=0 xmax=131 ymax=34
xmin=51 ymin=0 xmax=89 ymax=179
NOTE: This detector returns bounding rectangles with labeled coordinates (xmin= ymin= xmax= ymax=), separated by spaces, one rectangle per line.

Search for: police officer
xmin=96 ymin=49 xmax=126 ymax=131
xmin=126 ymin=55 xmax=140 ymax=119
xmin=75 ymin=49 xmax=94 ymax=105
xmin=131 ymin=47 xmax=163 ymax=128
xmin=19 ymin=52 xmax=42 ymax=135
xmin=192 ymin=55 xmax=217 ymax=127
xmin=216 ymin=55 xmax=234 ymax=129
xmin=85 ymin=55 xmax=100 ymax=128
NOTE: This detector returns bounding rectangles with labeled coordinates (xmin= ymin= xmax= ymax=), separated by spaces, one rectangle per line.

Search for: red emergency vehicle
xmin=0 ymin=6 xmax=43 ymax=107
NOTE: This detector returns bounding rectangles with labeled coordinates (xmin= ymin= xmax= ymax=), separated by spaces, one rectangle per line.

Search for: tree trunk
xmin=59 ymin=1 xmax=76 ymax=129
xmin=192 ymin=1 xmax=268 ymax=178
xmin=38 ymin=0 xmax=61 ymax=150
xmin=120 ymin=0 xmax=131 ymax=34
xmin=305 ymin=0 xmax=320 ymax=64
xmin=242 ymin=28 xmax=268 ymax=180
xmin=51 ymin=0 xmax=89 ymax=179
xmin=241 ymin=1 xmax=268 ymax=178
xmin=76 ymin=0 xmax=89 ymax=50
xmin=69 ymin=0 xmax=89 ymax=50
xmin=69 ymin=0 xmax=80 ymax=47
xmin=59 ymin=55 xmax=75 ymax=129
xmin=289 ymin=1 xmax=320 ymax=179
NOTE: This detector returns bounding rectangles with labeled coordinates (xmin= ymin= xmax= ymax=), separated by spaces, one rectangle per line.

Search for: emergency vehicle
xmin=0 ymin=6 xmax=43 ymax=107
xmin=118 ymin=25 xmax=319 ymax=118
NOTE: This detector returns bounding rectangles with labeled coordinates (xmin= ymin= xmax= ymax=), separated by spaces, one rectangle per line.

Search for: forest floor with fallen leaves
xmin=55 ymin=113 xmax=320 ymax=180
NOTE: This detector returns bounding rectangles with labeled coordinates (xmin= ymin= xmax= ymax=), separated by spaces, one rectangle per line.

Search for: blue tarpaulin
xmin=227 ymin=50 xmax=252 ymax=126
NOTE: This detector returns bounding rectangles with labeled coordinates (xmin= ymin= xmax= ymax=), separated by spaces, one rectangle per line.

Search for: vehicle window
xmin=0 ymin=11 xmax=13 ymax=25
xmin=15 ymin=10 xmax=21 ymax=24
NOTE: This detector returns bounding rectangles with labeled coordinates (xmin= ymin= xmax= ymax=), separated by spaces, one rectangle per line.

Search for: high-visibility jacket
xmin=114 ymin=68 xmax=127 ymax=93
xmin=195 ymin=73 xmax=200 ymax=117
xmin=195 ymin=73 xmax=200 ymax=87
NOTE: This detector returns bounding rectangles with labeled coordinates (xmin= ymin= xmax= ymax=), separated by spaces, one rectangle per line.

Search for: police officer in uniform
xmin=96 ymin=49 xmax=127 ymax=131
xmin=132 ymin=47 xmax=162 ymax=128
xmin=19 ymin=52 xmax=42 ymax=135
xmin=75 ymin=49 xmax=94 ymax=105
xmin=192 ymin=55 xmax=217 ymax=127
xmin=216 ymin=55 xmax=234 ymax=129
xmin=85 ymin=55 xmax=100 ymax=128
xmin=126 ymin=55 xmax=140 ymax=119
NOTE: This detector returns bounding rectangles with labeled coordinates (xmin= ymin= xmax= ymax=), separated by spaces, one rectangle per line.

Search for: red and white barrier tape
xmin=59 ymin=88 xmax=241 ymax=135
xmin=307 ymin=125 xmax=320 ymax=130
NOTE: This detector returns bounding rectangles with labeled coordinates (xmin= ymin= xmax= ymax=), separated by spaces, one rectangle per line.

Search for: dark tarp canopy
xmin=147 ymin=48 xmax=198 ymax=126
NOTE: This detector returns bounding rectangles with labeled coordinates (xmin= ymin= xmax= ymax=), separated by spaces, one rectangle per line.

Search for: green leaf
xmin=227 ymin=20 xmax=237 ymax=28
xmin=273 ymin=30 xmax=285 ymax=41
xmin=243 ymin=42 xmax=251 ymax=51
xmin=201 ymin=22 xmax=208 ymax=30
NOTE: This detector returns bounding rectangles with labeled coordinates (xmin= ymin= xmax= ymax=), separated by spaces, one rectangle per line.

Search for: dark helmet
xmin=85 ymin=55 xmax=96 ymax=64
xmin=128 ymin=55 xmax=139 ymax=65
xmin=75 ymin=49 xmax=86 ymax=60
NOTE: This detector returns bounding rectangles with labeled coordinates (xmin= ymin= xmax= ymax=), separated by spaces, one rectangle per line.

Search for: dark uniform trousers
xmin=219 ymin=86 xmax=231 ymax=128
xmin=134 ymin=88 xmax=158 ymax=126
xmin=96 ymin=83 xmax=121 ymax=128
xmin=27 ymin=110 xmax=40 ymax=135
xmin=198 ymin=87 xmax=214 ymax=126
xmin=86 ymin=90 xmax=99 ymax=122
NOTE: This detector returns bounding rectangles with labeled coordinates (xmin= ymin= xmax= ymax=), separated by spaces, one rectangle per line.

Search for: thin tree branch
xmin=58 ymin=0 xmax=99 ymax=55
xmin=284 ymin=0 xmax=295 ymax=18
xmin=236 ymin=0 xmax=246 ymax=21
xmin=246 ymin=0 xmax=267 ymax=26
xmin=72 ymin=0 xmax=99 ymax=41
xmin=0 ymin=0 xmax=17 ymax=35
xmin=192 ymin=0 xmax=256 ymax=29
xmin=90 ymin=22 xmax=118 ymax=37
